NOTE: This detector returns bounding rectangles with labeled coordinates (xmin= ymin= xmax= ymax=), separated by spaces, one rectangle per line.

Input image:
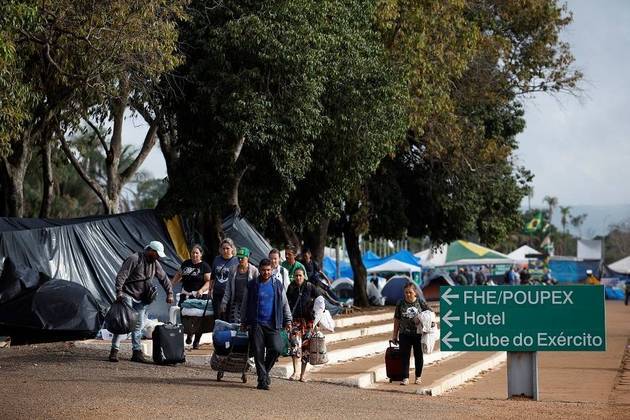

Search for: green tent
xmin=445 ymin=240 xmax=510 ymax=263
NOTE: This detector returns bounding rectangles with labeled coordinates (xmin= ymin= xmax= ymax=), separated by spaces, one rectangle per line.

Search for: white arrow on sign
xmin=441 ymin=309 xmax=460 ymax=328
xmin=441 ymin=287 xmax=460 ymax=306
xmin=441 ymin=331 xmax=460 ymax=350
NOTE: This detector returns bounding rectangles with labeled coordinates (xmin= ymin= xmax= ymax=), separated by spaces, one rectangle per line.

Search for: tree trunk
xmin=277 ymin=214 xmax=301 ymax=250
xmin=39 ymin=141 xmax=54 ymax=218
xmin=304 ymin=218 xmax=330 ymax=267
xmin=201 ymin=209 xmax=224 ymax=257
xmin=1 ymin=136 xmax=33 ymax=217
xmin=344 ymin=220 xmax=369 ymax=307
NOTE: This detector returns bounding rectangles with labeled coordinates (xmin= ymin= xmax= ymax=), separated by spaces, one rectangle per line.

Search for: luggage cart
xmin=210 ymin=336 xmax=252 ymax=383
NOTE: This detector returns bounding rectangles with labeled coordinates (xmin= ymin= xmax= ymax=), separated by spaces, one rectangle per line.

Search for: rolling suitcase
xmin=152 ymin=323 xmax=186 ymax=365
xmin=385 ymin=340 xmax=404 ymax=382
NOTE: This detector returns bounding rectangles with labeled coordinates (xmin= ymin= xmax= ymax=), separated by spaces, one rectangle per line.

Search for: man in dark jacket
xmin=109 ymin=241 xmax=174 ymax=363
xmin=241 ymin=258 xmax=292 ymax=390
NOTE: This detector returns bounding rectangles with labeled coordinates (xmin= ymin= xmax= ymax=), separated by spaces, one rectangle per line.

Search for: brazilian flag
xmin=525 ymin=211 xmax=543 ymax=233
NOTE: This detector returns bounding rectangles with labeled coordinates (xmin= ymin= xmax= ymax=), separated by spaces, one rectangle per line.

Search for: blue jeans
xmin=111 ymin=295 xmax=146 ymax=351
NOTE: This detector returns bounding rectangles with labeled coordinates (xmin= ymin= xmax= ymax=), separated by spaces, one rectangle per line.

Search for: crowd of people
xmin=449 ymin=265 xmax=558 ymax=286
xmin=108 ymin=239 xmax=344 ymax=389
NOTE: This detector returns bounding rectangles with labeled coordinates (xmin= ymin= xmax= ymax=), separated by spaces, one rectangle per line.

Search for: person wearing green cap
xmin=220 ymin=247 xmax=259 ymax=323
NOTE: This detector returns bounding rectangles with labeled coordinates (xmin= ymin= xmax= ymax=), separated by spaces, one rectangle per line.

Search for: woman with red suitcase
xmin=391 ymin=282 xmax=430 ymax=385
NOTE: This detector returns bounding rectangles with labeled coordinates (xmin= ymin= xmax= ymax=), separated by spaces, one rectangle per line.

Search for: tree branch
xmin=57 ymin=130 xmax=107 ymax=205
xmin=84 ymin=117 xmax=109 ymax=153
xmin=119 ymin=117 xmax=159 ymax=184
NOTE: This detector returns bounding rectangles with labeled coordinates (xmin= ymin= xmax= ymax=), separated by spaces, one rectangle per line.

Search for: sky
xmin=131 ymin=0 xmax=630 ymax=211
xmin=515 ymin=0 xmax=630 ymax=208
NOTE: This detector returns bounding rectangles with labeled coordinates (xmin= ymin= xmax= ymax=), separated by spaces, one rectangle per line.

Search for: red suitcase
xmin=385 ymin=340 xmax=404 ymax=382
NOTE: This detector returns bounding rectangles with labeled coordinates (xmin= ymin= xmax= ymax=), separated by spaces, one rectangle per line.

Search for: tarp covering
xmin=322 ymin=256 xmax=353 ymax=280
xmin=414 ymin=245 xmax=447 ymax=268
xmin=0 ymin=210 xmax=182 ymax=322
xmin=548 ymin=258 xmax=600 ymax=283
xmin=0 ymin=259 xmax=103 ymax=343
xmin=222 ymin=212 xmax=272 ymax=265
xmin=421 ymin=271 xmax=455 ymax=302
xmin=362 ymin=250 xmax=380 ymax=260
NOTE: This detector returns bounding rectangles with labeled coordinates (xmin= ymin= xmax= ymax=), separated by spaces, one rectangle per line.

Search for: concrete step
xmin=308 ymin=347 xmax=461 ymax=388
xmin=370 ymin=351 xmax=506 ymax=396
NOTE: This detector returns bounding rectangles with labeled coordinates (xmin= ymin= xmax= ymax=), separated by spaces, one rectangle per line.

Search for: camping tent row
xmin=322 ymin=249 xmax=422 ymax=280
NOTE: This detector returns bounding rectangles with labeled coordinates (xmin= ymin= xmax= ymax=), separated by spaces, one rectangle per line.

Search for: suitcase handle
xmin=389 ymin=339 xmax=398 ymax=347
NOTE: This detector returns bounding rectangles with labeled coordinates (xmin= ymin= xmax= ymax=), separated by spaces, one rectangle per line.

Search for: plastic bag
xmin=104 ymin=300 xmax=139 ymax=335
xmin=312 ymin=296 xmax=335 ymax=332
xmin=421 ymin=325 xmax=439 ymax=354
xmin=417 ymin=310 xmax=435 ymax=334
xmin=213 ymin=319 xmax=240 ymax=333
xmin=142 ymin=317 xmax=162 ymax=339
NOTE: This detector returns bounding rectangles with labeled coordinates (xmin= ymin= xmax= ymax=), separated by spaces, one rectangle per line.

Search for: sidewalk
xmin=447 ymin=300 xmax=630 ymax=403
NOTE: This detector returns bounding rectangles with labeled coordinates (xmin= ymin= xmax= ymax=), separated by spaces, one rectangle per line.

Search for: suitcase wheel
xmin=241 ymin=374 xmax=247 ymax=383
xmin=217 ymin=371 xmax=224 ymax=381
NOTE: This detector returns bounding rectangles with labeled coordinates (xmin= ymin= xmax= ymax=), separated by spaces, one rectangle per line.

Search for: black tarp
xmin=222 ymin=212 xmax=272 ymax=265
xmin=0 ymin=260 xmax=104 ymax=343
xmin=0 ymin=210 xmax=182 ymax=322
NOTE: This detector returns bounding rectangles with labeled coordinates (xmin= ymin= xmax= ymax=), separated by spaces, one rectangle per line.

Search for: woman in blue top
xmin=211 ymin=238 xmax=239 ymax=321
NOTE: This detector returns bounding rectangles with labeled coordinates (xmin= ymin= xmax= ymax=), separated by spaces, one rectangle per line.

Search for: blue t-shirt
xmin=211 ymin=256 xmax=238 ymax=295
xmin=257 ymin=279 xmax=274 ymax=326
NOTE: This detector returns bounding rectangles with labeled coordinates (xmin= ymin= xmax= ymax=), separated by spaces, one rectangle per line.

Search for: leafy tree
xmin=158 ymin=0 xmax=337 ymax=248
xmin=570 ymin=213 xmax=587 ymax=238
xmin=0 ymin=0 xmax=187 ymax=216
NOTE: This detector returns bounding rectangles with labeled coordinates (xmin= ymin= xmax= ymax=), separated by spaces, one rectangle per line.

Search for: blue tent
xmin=322 ymin=256 xmax=353 ymax=280
xmin=381 ymin=275 xmax=424 ymax=305
xmin=364 ymin=249 xmax=421 ymax=269
xmin=362 ymin=250 xmax=380 ymax=261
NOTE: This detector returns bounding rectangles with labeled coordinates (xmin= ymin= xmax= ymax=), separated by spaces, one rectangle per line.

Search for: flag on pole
xmin=525 ymin=211 xmax=543 ymax=233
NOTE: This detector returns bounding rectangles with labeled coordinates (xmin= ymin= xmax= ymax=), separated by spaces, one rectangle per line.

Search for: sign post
xmin=440 ymin=285 xmax=606 ymax=400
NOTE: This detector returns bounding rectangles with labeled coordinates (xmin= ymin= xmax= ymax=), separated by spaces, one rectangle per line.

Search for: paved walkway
xmin=448 ymin=300 xmax=630 ymax=403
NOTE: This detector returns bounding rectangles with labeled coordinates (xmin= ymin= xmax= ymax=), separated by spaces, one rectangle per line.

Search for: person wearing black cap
xmin=109 ymin=241 xmax=174 ymax=363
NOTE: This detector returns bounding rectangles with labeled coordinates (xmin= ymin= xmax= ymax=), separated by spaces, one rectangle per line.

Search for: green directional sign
xmin=439 ymin=285 xmax=606 ymax=351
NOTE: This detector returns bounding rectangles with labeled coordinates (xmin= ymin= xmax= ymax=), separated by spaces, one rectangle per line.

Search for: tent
xmin=507 ymin=245 xmax=542 ymax=264
xmin=331 ymin=277 xmax=354 ymax=301
xmin=366 ymin=259 xmax=422 ymax=275
xmin=414 ymin=245 xmax=447 ymax=268
xmin=381 ymin=275 xmax=424 ymax=305
xmin=445 ymin=240 xmax=510 ymax=263
xmin=362 ymin=250 xmax=380 ymax=260
xmin=322 ymin=256 xmax=353 ymax=280
xmin=421 ymin=270 xmax=455 ymax=301
xmin=609 ymin=256 xmax=630 ymax=275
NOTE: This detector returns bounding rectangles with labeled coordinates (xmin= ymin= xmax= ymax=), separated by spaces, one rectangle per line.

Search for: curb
xmin=417 ymin=351 xmax=506 ymax=396
xmin=317 ymin=350 xmax=463 ymax=388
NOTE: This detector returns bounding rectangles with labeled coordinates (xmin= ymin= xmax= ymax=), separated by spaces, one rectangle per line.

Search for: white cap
xmin=586 ymin=269 xmax=593 ymax=275
xmin=147 ymin=241 xmax=166 ymax=258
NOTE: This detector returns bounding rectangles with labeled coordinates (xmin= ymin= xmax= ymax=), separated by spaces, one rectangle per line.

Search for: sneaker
xmin=130 ymin=350 xmax=148 ymax=363
xmin=185 ymin=336 xmax=193 ymax=345
xmin=414 ymin=377 xmax=422 ymax=385
xmin=400 ymin=378 xmax=409 ymax=386
xmin=108 ymin=348 xmax=119 ymax=363
xmin=192 ymin=341 xmax=200 ymax=350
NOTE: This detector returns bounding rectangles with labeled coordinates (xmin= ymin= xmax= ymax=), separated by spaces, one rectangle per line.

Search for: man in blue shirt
xmin=241 ymin=258 xmax=292 ymax=390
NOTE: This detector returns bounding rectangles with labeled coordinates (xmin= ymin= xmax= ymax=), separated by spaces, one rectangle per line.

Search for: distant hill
xmin=523 ymin=204 xmax=630 ymax=238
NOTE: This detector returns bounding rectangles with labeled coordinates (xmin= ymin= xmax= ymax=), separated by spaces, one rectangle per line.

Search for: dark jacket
xmin=241 ymin=275 xmax=292 ymax=329
xmin=286 ymin=281 xmax=321 ymax=320
xmin=115 ymin=252 xmax=173 ymax=300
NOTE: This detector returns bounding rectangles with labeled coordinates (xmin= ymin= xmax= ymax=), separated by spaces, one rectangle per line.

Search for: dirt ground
xmin=0 ymin=302 xmax=628 ymax=419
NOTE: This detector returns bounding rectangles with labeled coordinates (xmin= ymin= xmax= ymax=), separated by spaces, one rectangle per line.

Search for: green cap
xmin=236 ymin=247 xmax=251 ymax=259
